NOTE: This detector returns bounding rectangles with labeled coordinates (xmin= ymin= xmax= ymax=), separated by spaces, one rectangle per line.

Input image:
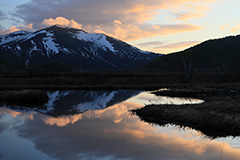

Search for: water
xmin=0 ymin=90 xmax=239 ymax=160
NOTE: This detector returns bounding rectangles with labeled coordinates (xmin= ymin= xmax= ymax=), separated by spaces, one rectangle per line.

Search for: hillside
xmin=145 ymin=35 xmax=240 ymax=74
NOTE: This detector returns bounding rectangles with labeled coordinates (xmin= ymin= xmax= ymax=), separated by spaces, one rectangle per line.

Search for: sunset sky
xmin=0 ymin=0 xmax=240 ymax=54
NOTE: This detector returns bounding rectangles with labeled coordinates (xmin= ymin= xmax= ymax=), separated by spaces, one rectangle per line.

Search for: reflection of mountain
xmin=6 ymin=90 xmax=140 ymax=116
xmin=1 ymin=96 xmax=238 ymax=160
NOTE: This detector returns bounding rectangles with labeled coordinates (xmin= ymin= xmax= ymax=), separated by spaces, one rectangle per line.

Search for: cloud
xmin=19 ymin=23 xmax=33 ymax=31
xmin=42 ymin=17 xmax=82 ymax=29
xmin=231 ymin=24 xmax=240 ymax=32
xmin=153 ymin=41 xmax=200 ymax=53
xmin=137 ymin=41 xmax=164 ymax=47
xmin=172 ymin=11 xmax=203 ymax=21
xmin=0 ymin=11 xmax=5 ymax=19
xmin=0 ymin=26 xmax=20 ymax=35
xmin=13 ymin=0 xmax=212 ymax=41
xmin=220 ymin=24 xmax=229 ymax=31
xmin=39 ymin=17 xmax=202 ymax=41
xmin=0 ymin=23 xmax=34 ymax=35
xmin=88 ymin=21 xmax=202 ymax=41
xmin=16 ymin=0 xmax=203 ymax=25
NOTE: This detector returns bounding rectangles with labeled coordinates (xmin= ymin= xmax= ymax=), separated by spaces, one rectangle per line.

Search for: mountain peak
xmin=0 ymin=25 xmax=160 ymax=71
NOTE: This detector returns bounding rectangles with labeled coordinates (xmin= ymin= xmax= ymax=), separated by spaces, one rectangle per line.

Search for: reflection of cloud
xmin=2 ymin=100 xmax=240 ymax=160
xmin=86 ymin=102 xmax=142 ymax=124
xmin=44 ymin=114 xmax=83 ymax=127
xmin=0 ymin=107 xmax=34 ymax=120
xmin=42 ymin=101 xmax=141 ymax=127
xmin=0 ymin=107 xmax=22 ymax=117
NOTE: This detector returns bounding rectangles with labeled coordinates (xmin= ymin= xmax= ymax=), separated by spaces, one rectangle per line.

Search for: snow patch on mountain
xmin=73 ymin=91 xmax=117 ymax=112
xmin=72 ymin=31 xmax=116 ymax=53
xmin=0 ymin=31 xmax=28 ymax=45
xmin=45 ymin=91 xmax=71 ymax=112
xmin=22 ymin=30 xmax=54 ymax=43
xmin=62 ymin=48 xmax=70 ymax=53
xmin=42 ymin=37 xmax=60 ymax=56
xmin=16 ymin=45 xmax=21 ymax=51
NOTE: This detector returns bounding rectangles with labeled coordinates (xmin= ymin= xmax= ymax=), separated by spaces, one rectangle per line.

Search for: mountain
xmin=145 ymin=35 xmax=240 ymax=74
xmin=0 ymin=25 xmax=160 ymax=72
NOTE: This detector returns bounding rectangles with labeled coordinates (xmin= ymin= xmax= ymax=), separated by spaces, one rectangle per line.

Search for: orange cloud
xmin=42 ymin=17 xmax=82 ymax=29
xmin=0 ymin=26 xmax=20 ymax=35
xmin=231 ymin=24 xmax=240 ymax=32
xmin=44 ymin=114 xmax=83 ymax=127
xmin=0 ymin=108 xmax=35 ymax=120
xmin=173 ymin=11 xmax=203 ymax=21
xmin=19 ymin=23 xmax=33 ymax=31
xmin=89 ymin=21 xmax=202 ymax=41
xmin=220 ymin=24 xmax=229 ymax=31
xmin=12 ymin=0 xmax=216 ymax=42
xmin=137 ymin=41 xmax=164 ymax=47
xmin=184 ymin=5 xmax=208 ymax=12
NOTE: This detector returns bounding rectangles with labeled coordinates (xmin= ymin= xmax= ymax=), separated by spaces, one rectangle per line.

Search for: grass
xmin=0 ymin=72 xmax=240 ymax=91
xmin=133 ymin=88 xmax=240 ymax=139
xmin=152 ymin=87 xmax=217 ymax=98
xmin=0 ymin=90 xmax=49 ymax=107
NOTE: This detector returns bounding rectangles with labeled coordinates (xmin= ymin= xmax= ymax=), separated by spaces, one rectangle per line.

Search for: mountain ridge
xmin=0 ymin=25 xmax=160 ymax=72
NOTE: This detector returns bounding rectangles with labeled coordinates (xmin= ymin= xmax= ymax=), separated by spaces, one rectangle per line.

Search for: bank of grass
xmin=0 ymin=90 xmax=49 ymax=107
xmin=152 ymin=87 xmax=218 ymax=98
xmin=133 ymin=95 xmax=240 ymax=138
xmin=0 ymin=72 xmax=240 ymax=90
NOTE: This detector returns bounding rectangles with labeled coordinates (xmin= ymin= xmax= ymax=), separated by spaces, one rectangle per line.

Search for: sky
xmin=0 ymin=0 xmax=240 ymax=54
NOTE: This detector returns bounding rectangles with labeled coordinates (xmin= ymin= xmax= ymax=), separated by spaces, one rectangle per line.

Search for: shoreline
xmin=133 ymin=87 xmax=240 ymax=138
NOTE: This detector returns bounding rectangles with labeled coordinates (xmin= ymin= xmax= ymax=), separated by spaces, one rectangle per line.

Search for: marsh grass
xmin=152 ymin=87 xmax=218 ymax=98
xmin=133 ymin=96 xmax=240 ymax=138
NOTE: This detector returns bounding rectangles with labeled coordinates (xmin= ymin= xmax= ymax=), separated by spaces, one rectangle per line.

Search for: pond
xmin=0 ymin=90 xmax=240 ymax=160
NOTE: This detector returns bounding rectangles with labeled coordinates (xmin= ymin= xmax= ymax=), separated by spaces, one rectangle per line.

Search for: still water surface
xmin=0 ymin=90 xmax=240 ymax=160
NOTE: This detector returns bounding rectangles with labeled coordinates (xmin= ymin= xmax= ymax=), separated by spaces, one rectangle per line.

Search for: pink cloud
xmin=42 ymin=17 xmax=82 ymax=29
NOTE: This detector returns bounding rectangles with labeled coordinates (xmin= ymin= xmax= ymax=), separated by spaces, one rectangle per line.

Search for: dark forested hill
xmin=145 ymin=35 xmax=240 ymax=74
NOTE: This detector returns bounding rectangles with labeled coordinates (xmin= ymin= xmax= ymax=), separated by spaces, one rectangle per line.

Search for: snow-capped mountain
xmin=0 ymin=25 xmax=160 ymax=70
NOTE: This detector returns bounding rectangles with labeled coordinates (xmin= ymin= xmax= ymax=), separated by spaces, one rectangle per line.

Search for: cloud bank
xmin=11 ymin=0 xmax=213 ymax=41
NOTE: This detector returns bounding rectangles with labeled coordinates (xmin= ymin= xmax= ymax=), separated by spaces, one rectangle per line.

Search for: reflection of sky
xmin=0 ymin=91 xmax=239 ymax=160
xmin=126 ymin=91 xmax=204 ymax=106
